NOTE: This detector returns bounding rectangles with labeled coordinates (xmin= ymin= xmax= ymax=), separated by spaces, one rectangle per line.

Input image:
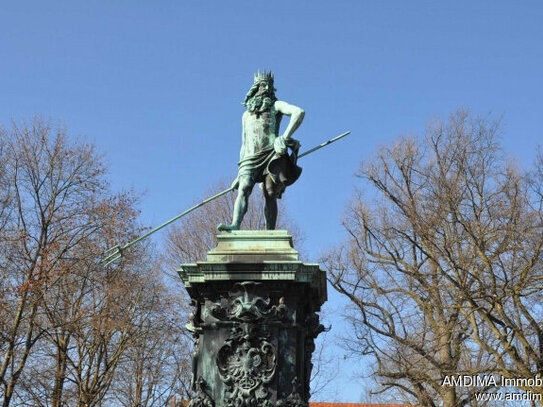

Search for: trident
xmin=102 ymin=131 xmax=350 ymax=265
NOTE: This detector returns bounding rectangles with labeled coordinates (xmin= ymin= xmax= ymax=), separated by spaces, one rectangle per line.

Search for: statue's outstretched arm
xmin=275 ymin=100 xmax=305 ymax=140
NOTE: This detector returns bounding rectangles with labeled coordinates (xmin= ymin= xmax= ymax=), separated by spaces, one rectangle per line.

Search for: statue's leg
xmin=218 ymin=175 xmax=254 ymax=231
xmin=263 ymin=175 xmax=278 ymax=230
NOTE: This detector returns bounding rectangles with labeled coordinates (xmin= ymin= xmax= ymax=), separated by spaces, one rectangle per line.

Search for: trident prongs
xmin=102 ymin=245 xmax=123 ymax=266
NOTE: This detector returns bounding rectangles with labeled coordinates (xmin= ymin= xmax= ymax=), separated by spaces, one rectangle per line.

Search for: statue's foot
xmin=217 ymin=223 xmax=240 ymax=232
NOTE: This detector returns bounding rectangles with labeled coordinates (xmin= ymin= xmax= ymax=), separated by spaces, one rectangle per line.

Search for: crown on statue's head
xmin=254 ymin=70 xmax=274 ymax=85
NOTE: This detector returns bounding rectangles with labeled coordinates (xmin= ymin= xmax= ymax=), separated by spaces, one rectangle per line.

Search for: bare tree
xmin=0 ymin=119 xmax=115 ymax=406
xmin=36 ymin=232 xmax=190 ymax=407
xmin=0 ymin=119 xmax=193 ymax=407
xmin=326 ymin=110 xmax=543 ymax=406
xmin=110 ymin=285 xmax=192 ymax=407
xmin=308 ymin=322 xmax=339 ymax=401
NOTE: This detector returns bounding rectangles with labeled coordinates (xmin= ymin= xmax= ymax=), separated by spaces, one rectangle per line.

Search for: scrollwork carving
xmin=216 ymin=324 xmax=277 ymax=407
xmin=186 ymin=299 xmax=203 ymax=336
xmin=209 ymin=282 xmax=286 ymax=323
xmin=188 ymin=377 xmax=214 ymax=407
xmin=303 ymin=312 xmax=327 ymax=399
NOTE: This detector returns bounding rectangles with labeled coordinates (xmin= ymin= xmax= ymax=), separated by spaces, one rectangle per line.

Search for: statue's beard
xmin=246 ymin=93 xmax=275 ymax=114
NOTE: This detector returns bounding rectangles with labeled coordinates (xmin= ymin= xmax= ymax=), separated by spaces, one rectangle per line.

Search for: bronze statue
xmin=101 ymin=70 xmax=349 ymax=265
xmin=218 ymin=71 xmax=305 ymax=231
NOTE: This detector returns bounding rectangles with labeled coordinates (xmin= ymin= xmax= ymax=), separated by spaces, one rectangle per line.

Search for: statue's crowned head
xmin=253 ymin=70 xmax=274 ymax=88
xmin=243 ymin=70 xmax=277 ymax=114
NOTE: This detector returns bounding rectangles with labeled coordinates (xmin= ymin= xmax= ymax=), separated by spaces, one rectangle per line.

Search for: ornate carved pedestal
xmin=178 ymin=231 xmax=327 ymax=407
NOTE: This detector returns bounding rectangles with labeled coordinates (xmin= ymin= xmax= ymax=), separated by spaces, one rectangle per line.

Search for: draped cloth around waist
xmin=237 ymin=140 xmax=302 ymax=198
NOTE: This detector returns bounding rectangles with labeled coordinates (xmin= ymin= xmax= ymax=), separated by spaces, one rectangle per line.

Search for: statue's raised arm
xmin=275 ymin=100 xmax=304 ymax=140
xmin=218 ymin=71 xmax=304 ymax=231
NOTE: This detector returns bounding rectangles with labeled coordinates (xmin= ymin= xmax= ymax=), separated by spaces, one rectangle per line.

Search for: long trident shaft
xmin=102 ymin=131 xmax=350 ymax=265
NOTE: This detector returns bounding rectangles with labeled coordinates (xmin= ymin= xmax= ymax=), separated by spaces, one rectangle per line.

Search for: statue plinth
xmin=179 ymin=230 xmax=327 ymax=407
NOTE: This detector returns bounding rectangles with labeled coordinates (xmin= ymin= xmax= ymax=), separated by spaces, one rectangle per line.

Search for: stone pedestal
xmin=178 ymin=230 xmax=327 ymax=407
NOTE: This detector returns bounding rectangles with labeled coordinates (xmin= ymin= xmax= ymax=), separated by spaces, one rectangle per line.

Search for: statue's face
xmin=256 ymin=80 xmax=273 ymax=97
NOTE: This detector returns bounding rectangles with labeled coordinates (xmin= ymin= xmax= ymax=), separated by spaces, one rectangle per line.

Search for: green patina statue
xmin=101 ymin=70 xmax=347 ymax=265
xmin=218 ymin=71 xmax=305 ymax=231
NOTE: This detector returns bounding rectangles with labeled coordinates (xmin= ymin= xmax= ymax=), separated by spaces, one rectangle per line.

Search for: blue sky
xmin=1 ymin=1 xmax=542 ymax=402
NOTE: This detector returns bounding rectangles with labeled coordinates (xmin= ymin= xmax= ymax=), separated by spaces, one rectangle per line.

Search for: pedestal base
xmin=179 ymin=231 xmax=327 ymax=407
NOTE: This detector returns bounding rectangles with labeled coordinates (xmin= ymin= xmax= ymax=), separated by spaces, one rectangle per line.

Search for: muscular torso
xmin=241 ymin=107 xmax=282 ymax=159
